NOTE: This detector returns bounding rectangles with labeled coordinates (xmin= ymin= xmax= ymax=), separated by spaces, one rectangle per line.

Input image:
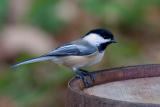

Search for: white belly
xmin=87 ymin=52 xmax=104 ymax=66
xmin=52 ymin=52 xmax=104 ymax=69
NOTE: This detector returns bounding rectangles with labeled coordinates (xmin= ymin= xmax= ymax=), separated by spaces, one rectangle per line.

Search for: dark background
xmin=0 ymin=0 xmax=160 ymax=107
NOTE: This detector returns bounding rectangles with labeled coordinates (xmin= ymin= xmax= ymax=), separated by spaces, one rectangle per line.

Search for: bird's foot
xmin=76 ymin=74 xmax=91 ymax=88
xmin=79 ymin=69 xmax=96 ymax=82
xmin=75 ymin=69 xmax=96 ymax=88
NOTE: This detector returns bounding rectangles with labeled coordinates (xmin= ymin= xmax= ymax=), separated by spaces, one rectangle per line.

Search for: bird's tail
xmin=11 ymin=56 xmax=52 ymax=68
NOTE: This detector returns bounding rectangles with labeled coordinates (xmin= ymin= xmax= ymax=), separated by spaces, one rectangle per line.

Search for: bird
xmin=12 ymin=28 xmax=116 ymax=87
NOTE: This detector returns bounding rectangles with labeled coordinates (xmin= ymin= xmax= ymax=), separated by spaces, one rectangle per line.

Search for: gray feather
xmin=46 ymin=40 xmax=97 ymax=56
xmin=11 ymin=56 xmax=52 ymax=68
xmin=11 ymin=40 xmax=97 ymax=68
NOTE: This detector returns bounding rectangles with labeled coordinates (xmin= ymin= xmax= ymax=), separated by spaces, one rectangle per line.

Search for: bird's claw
xmin=80 ymin=69 xmax=96 ymax=82
xmin=76 ymin=69 xmax=96 ymax=88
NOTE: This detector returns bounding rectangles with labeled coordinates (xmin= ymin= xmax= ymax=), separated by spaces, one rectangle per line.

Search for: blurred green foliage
xmin=81 ymin=0 xmax=160 ymax=27
xmin=26 ymin=0 xmax=65 ymax=34
xmin=1 ymin=65 xmax=71 ymax=107
xmin=0 ymin=0 xmax=8 ymax=29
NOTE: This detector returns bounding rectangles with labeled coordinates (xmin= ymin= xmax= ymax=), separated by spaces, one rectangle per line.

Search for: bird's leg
xmin=79 ymin=69 xmax=96 ymax=82
xmin=74 ymin=69 xmax=92 ymax=88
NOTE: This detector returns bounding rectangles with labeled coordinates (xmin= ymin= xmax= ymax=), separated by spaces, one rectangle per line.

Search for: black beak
xmin=111 ymin=39 xmax=117 ymax=43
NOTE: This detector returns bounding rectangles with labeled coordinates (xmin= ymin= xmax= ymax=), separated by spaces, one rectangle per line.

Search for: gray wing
xmin=45 ymin=42 xmax=97 ymax=57
xmin=11 ymin=40 xmax=97 ymax=68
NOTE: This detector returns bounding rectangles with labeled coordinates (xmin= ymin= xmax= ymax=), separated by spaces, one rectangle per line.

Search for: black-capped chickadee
xmin=12 ymin=28 xmax=116 ymax=87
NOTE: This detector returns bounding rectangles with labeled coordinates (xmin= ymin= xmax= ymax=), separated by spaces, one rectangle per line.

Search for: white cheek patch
xmin=82 ymin=33 xmax=111 ymax=46
xmin=104 ymin=38 xmax=111 ymax=42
